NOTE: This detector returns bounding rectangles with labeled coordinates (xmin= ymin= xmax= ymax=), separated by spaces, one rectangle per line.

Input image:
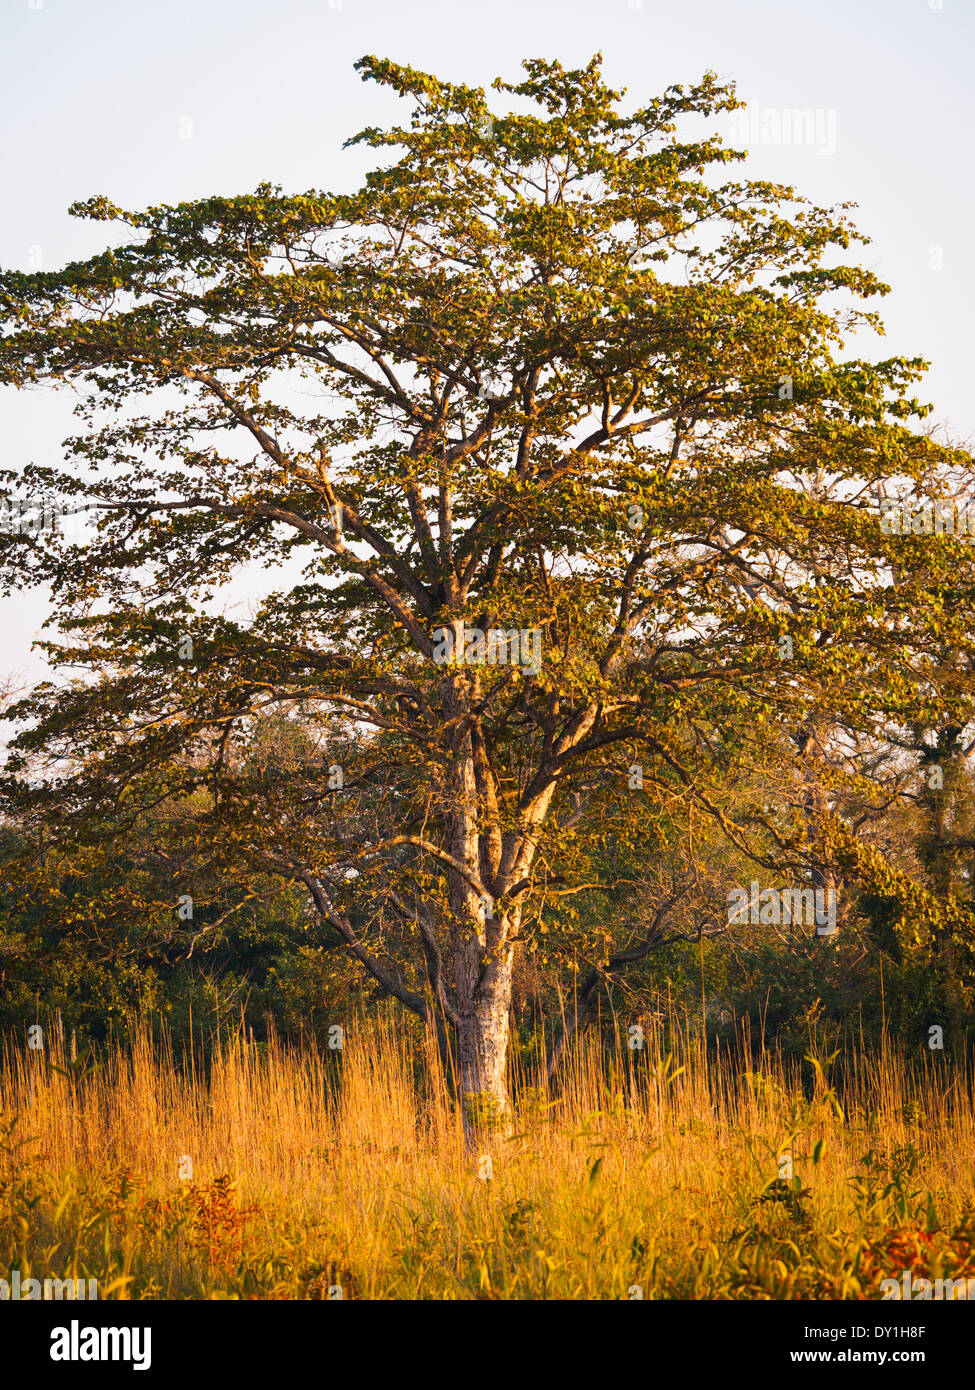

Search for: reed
xmin=1 ymin=1011 xmax=973 ymax=1299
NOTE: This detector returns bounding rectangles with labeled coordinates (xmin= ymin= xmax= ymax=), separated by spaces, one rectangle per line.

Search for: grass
xmin=2 ymin=1011 xmax=975 ymax=1299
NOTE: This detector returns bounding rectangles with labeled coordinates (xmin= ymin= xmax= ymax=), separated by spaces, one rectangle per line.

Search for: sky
xmin=1 ymin=0 xmax=973 ymax=688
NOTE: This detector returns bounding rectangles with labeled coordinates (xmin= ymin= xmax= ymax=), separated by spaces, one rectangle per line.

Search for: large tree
xmin=2 ymin=54 xmax=973 ymax=1126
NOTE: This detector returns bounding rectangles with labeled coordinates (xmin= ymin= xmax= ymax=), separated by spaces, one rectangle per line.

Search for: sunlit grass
xmin=2 ymin=1012 xmax=974 ymax=1299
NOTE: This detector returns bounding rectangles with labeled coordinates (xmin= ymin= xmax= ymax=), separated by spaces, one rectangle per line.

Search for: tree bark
xmin=440 ymin=668 xmax=515 ymax=1136
xmin=455 ymin=945 xmax=513 ymax=1132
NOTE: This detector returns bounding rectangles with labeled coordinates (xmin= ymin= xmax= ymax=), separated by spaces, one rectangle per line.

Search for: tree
xmin=2 ymin=54 xmax=973 ymax=1130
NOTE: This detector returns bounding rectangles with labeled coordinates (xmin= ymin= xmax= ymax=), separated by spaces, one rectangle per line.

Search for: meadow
xmin=2 ymin=1014 xmax=974 ymax=1300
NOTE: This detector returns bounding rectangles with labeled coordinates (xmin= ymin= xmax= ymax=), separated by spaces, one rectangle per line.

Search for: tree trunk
xmin=441 ymin=667 xmax=514 ymax=1139
xmin=918 ymin=725 xmax=966 ymax=1053
xmin=456 ymin=946 xmax=513 ymax=1137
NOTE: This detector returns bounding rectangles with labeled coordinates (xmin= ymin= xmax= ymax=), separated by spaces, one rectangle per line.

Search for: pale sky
xmin=2 ymin=0 xmax=973 ymax=688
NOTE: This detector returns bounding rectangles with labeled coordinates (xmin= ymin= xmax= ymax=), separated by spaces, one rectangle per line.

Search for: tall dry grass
xmin=2 ymin=1011 xmax=974 ymax=1298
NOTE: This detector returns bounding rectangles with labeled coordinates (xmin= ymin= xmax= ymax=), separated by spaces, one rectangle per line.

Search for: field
xmin=2 ymin=1015 xmax=975 ymax=1300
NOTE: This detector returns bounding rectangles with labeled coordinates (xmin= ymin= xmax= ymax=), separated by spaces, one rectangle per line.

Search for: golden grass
xmin=2 ymin=1011 xmax=974 ymax=1299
